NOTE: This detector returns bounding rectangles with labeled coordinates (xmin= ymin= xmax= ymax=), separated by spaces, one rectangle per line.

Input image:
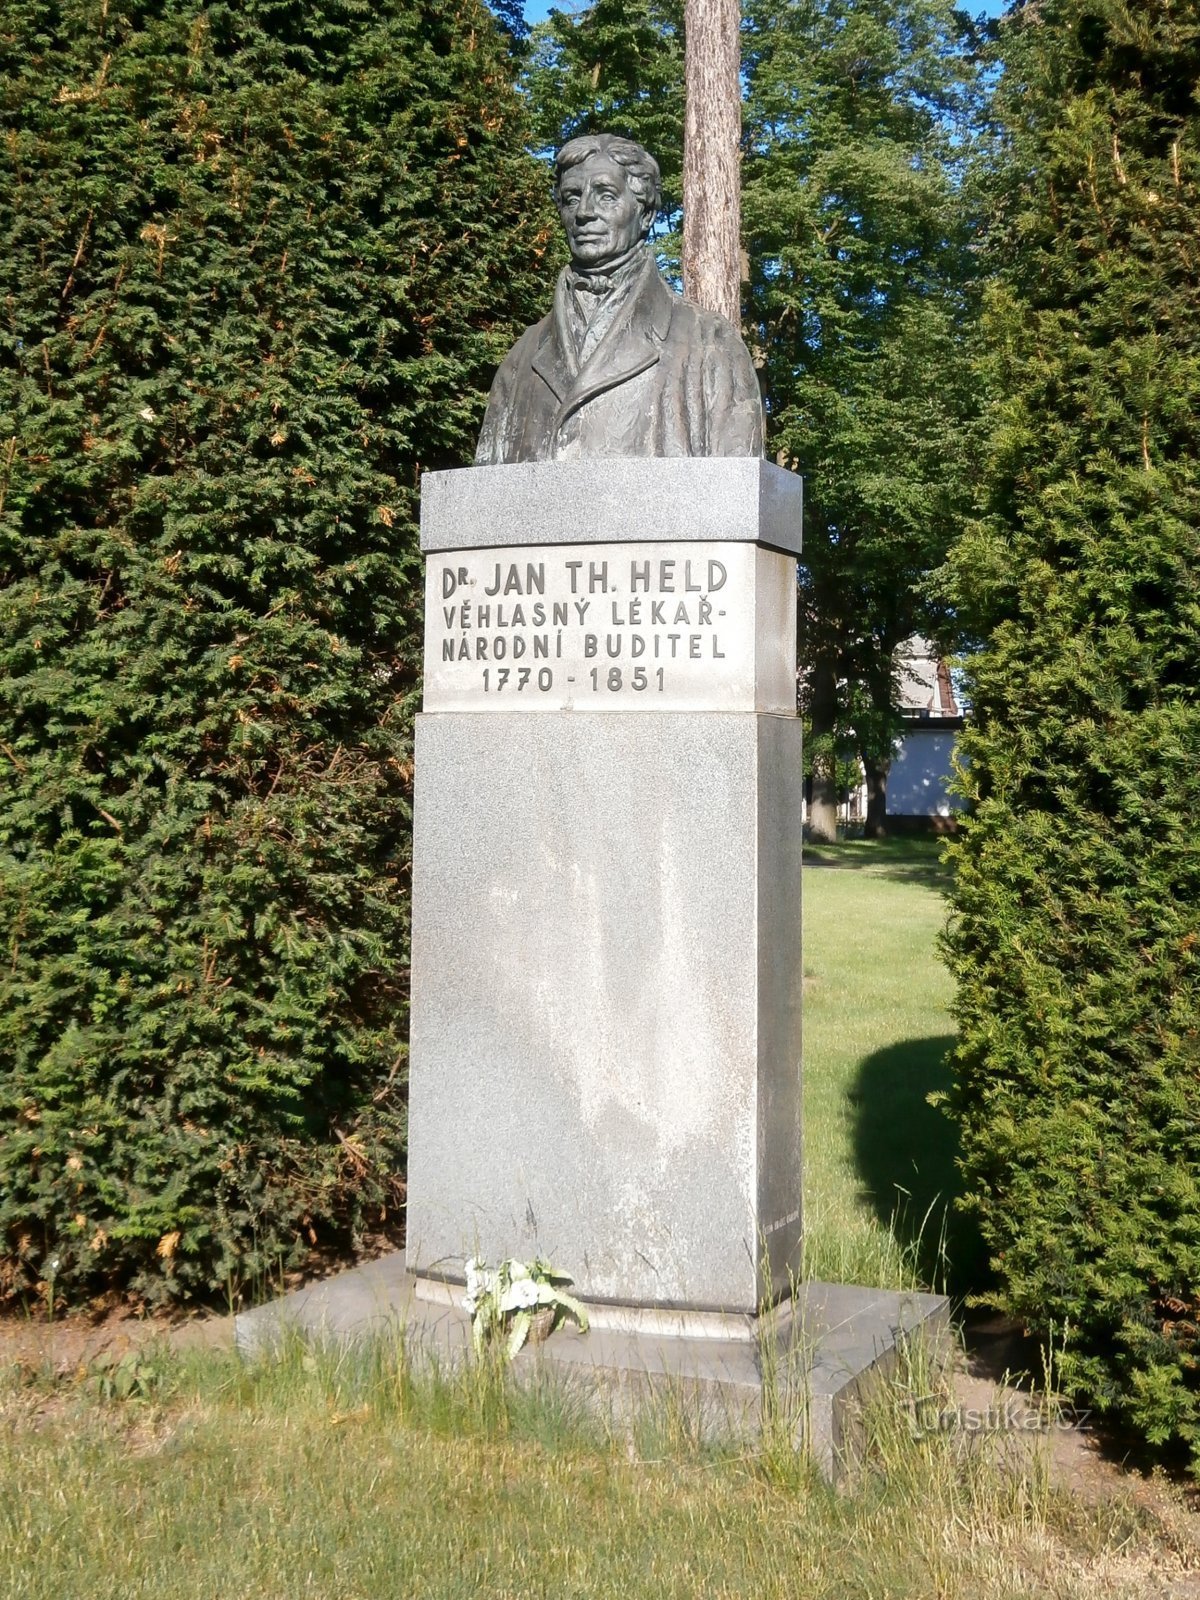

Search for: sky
xmin=521 ymin=0 xmax=1008 ymax=23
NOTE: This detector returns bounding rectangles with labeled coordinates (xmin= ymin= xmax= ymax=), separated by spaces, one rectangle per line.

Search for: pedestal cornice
xmin=420 ymin=458 xmax=804 ymax=557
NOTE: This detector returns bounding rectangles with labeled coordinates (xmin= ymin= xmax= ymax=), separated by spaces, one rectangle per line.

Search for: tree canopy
xmin=741 ymin=0 xmax=985 ymax=836
xmin=524 ymin=0 xmax=686 ymax=221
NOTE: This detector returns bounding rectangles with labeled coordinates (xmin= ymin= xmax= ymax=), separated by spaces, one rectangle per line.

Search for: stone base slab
xmin=412 ymin=1273 xmax=764 ymax=1342
xmin=234 ymin=1253 xmax=950 ymax=1482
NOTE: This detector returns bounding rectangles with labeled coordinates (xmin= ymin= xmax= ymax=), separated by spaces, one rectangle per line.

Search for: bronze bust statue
xmin=475 ymin=135 xmax=764 ymax=464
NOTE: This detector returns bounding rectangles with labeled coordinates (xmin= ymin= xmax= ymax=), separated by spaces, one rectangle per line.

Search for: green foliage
xmin=943 ymin=0 xmax=1200 ymax=1461
xmin=0 ymin=0 xmax=556 ymax=1307
xmin=801 ymin=729 xmax=862 ymax=800
xmin=523 ymin=0 xmax=685 ymax=219
xmin=741 ymin=0 xmax=985 ymax=802
xmin=463 ymin=1255 xmax=590 ymax=1359
xmin=87 ymin=1344 xmax=176 ymax=1405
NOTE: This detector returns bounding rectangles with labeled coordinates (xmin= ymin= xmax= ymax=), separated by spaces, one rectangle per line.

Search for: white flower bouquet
xmin=463 ymin=1256 xmax=590 ymax=1359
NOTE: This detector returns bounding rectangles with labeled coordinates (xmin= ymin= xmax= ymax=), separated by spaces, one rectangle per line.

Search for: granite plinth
xmin=420 ymin=458 xmax=804 ymax=557
xmin=406 ymin=710 xmax=804 ymax=1314
xmin=233 ymin=1254 xmax=950 ymax=1482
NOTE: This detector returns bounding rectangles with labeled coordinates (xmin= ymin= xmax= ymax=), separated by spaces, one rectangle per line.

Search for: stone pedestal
xmin=406 ymin=459 xmax=803 ymax=1316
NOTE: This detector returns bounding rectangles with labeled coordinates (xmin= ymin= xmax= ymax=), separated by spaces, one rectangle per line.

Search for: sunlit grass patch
xmin=801 ymin=838 xmax=983 ymax=1293
xmin=0 ymin=1332 xmax=1168 ymax=1600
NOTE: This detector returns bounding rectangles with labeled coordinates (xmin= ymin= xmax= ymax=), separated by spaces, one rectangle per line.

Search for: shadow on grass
xmin=803 ymin=838 xmax=951 ymax=890
xmin=849 ymin=1033 xmax=988 ymax=1298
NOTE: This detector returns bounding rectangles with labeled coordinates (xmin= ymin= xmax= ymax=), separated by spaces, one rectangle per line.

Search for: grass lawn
xmin=0 ymin=1333 xmax=1162 ymax=1599
xmin=1 ymin=838 xmax=1176 ymax=1597
xmin=800 ymin=836 xmax=982 ymax=1293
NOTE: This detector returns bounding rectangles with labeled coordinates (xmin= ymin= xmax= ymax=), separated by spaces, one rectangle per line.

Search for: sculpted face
xmin=556 ymin=154 xmax=650 ymax=270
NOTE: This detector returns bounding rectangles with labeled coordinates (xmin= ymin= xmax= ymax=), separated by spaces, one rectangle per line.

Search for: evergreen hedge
xmin=943 ymin=0 xmax=1200 ymax=1459
xmin=0 ymin=0 xmax=556 ymax=1307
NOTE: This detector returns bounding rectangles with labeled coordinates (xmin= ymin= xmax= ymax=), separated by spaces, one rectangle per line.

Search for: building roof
xmin=895 ymin=636 xmax=958 ymax=718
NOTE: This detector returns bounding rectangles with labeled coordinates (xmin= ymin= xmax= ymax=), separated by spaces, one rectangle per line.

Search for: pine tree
xmin=0 ymin=0 xmax=555 ymax=1307
xmin=943 ymin=0 xmax=1200 ymax=1458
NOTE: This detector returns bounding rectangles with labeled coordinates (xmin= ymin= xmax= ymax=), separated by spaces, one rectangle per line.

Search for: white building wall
xmin=887 ymin=728 xmax=965 ymax=819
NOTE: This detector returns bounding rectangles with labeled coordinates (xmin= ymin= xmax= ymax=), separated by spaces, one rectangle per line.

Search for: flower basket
xmin=528 ymin=1305 xmax=557 ymax=1346
xmin=463 ymin=1257 xmax=590 ymax=1359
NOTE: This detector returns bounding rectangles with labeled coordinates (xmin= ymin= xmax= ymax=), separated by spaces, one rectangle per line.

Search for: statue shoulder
xmin=494 ymin=313 xmax=551 ymax=376
xmin=663 ymin=290 xmax=764 ymax=455
xmin=679 ymin=297 xmax=745 ymax=344
xmin=667 ymin=294 xmax=756 ymax=368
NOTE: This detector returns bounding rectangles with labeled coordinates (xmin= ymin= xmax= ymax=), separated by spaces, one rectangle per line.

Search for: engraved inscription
xmin=423 ymin=540 xmax=790 ymax=714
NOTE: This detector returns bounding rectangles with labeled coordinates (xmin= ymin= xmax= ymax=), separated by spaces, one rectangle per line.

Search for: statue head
xmin=552 ymin=134 xmax=662 ymax=272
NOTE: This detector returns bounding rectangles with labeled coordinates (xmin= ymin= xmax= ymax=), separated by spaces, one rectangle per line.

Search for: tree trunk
xmin=861 ymin=649 xmax=898 ymax=838
xmin=808 ymin=654 xmax=839 ymax=843
xmin=863 ymin=752 xmax=890 ymax=838
xmin=683 ymin=0 xmax=742 ymax=324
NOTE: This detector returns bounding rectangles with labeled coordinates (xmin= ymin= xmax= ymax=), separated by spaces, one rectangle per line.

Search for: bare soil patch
xmin=949 ymin=1313 xmax=1200 ymax=1588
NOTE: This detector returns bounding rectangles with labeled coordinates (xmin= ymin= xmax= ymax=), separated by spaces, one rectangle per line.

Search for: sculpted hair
xmin=553 ymin=134 xmax=662 ymax=220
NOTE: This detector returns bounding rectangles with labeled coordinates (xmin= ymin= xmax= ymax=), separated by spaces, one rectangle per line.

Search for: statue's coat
xmin=475 ymin=253 xmax=764 ymax=464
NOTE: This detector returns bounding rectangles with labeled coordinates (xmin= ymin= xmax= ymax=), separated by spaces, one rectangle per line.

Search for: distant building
xmin=886 ymin=637 xmax=965 ymax=832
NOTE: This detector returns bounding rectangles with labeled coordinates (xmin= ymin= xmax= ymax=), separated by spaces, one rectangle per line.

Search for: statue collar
xmin=533 ymin=252 xmax=675 ymax=421
xmin=564 ymin=246 xmax=649 ymax=298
